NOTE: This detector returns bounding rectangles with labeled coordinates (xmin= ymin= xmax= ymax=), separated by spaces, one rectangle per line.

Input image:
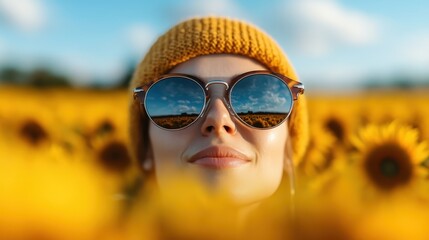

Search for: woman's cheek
xmin=255 ymin=128 xmax=288 ymax=155
xmin=149 ymin=124 xmax=191 ymax=165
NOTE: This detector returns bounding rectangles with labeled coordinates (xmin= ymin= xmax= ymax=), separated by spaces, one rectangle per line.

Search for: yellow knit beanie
xmin=129 ymin=16 xmax=309 ymax=166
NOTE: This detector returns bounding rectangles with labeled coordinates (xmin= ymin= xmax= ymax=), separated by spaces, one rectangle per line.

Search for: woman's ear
xmin=143 ymin=158 xmax=154 ymax=171
xmin=142 ymin=144 xmax=154 ymax=172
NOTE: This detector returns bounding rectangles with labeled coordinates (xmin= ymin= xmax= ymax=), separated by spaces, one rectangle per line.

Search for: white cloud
xmin=178 ymin=100 xmax=191 ymax=104
xmin=0 ymin=37 xmax=5 ymax=56
xmin=59 ymin=54 xmax=125 ymax=87
xmin=177 ymin=105 xmax=197 ymax=113
xmin=167 ymin=0 xmax=244 ymax=21
xmin=263 ymin=91 xmax=286 ymax=106
xmin=281 ymin=0 xmax=380 ymax=56
xmin=126 ymin=23 xmax=157 ymax=56
xmin=399 ymin=32 xmax=429 ymax=68
xmin=0 ymin=0 xmax=47 ymax=32
xmin=298 ymin=63 xmax=366 ymax=89
xmin=187 ymin=0 xmax=239 ymax=16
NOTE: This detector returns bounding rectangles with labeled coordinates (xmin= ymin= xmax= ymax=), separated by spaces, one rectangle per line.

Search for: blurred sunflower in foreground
xmin=0 ymin=159 xmax=119 ymax=240
xmin=350 ymin=121 xmax=429 ymax=197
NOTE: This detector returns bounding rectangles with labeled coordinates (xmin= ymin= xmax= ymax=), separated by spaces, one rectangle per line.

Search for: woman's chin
xmin=155 ymin=166 xmax=280 ymax=209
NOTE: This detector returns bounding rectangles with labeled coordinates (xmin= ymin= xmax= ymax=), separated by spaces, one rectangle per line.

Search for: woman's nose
xmin=200 ymin=98 xmax=237 ymax=136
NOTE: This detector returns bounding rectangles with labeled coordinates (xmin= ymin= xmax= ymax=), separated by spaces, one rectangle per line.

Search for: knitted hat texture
xmin=129 ymin=16 xmax=309 ymax=166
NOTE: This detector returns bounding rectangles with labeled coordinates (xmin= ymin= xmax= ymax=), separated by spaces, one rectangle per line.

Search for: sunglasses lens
xmin=145 ymin=77 xmax=205 ymax=129
xmin=230 ymin=74 xmax=293 ymax=128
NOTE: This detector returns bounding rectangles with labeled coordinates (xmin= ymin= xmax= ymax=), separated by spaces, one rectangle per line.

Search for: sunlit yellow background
xmin=1 ymin=0 xmax=429 ymax=239
xmin=1 ymin=85 xmax=428 ymax=239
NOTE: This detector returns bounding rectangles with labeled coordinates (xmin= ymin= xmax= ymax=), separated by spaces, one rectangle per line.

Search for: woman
xmin=128 ymin=16 xmax=309 ymax=218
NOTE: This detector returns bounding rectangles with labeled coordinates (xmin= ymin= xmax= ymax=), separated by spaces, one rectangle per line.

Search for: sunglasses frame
xmin=133 ymin=70 xmax=304 ymax=130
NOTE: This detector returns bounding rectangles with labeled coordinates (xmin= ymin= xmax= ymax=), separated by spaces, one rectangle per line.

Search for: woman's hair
xmin=128 ymin=16 xmax=309 ymax=170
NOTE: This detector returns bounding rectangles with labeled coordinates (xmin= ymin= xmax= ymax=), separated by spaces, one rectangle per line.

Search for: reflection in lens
xmin=145 ymin=77 xmax=205 ymax=129
xmin=231 ymin=74 xmax=293 ymax=128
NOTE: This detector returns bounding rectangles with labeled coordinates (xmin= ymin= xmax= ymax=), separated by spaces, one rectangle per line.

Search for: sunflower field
xmin=1 ymin=85 xmax=428 ymax=240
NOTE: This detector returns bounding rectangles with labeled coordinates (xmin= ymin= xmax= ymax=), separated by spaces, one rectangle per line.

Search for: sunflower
xmin=90 ymin=135 xmax=141 ymax=195
xmin=350 ymin=122 xmax=429 ymax=193
xmin=307 ymin=95 xmax=359 ymax=145
xmin=0 ymin=159 xmax=118 ymax=240
xmin=19 ymin=118 xmax=49 ymax=146
xmin=298 ymin=123 xmax=338 ymax=176
xmin=97 ymin=139 xmax=132 ymax=173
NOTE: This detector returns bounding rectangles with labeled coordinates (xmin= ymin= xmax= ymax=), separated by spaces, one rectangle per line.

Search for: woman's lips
xmin=188 ymin=146 xmax=251 ymax=169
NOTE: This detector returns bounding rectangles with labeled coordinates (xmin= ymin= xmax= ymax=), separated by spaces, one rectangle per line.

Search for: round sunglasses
xmin=133 ymin=70 xmax=304 ymax=130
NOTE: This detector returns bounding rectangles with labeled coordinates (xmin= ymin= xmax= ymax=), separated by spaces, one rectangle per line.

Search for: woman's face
xmin=147 ymin=54 xmax=289 ymax=206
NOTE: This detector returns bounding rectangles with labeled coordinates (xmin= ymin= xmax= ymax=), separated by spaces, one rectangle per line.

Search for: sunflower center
xmin=380 ymin=158 xmax=399 ymax=177
xmin=364 ymin=143 xmax=413 ymax=190
xmin=325 ymin=118 xmax=344 ymax=141
xmin=20 ymin=119 xmax=48 ymax=145
xmin=98 ymin=141 xmax=131 ymax=173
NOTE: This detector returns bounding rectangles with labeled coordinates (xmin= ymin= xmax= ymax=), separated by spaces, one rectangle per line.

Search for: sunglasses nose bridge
xmin=205 ymin=80 xmax=229 ymax=91
xmin=204 ymin=80 xmax=230 ymax=106
xmin=203 ymin=80 xmax=235 ymax=115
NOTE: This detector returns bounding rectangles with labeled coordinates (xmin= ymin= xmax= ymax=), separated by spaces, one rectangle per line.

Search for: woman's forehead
xmin=169 ymin=54 xmax=267 ymax=83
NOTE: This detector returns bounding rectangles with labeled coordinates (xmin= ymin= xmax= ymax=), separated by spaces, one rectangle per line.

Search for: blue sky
xmin=1 ymin=0 xmax=428 ymax=89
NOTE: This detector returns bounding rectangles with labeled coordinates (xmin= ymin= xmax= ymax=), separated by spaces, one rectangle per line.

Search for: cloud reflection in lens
xmin=230 ymin=74 xmax=293 ymax=128
xmin=145 ymin=77 xmax=205 ymax=129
